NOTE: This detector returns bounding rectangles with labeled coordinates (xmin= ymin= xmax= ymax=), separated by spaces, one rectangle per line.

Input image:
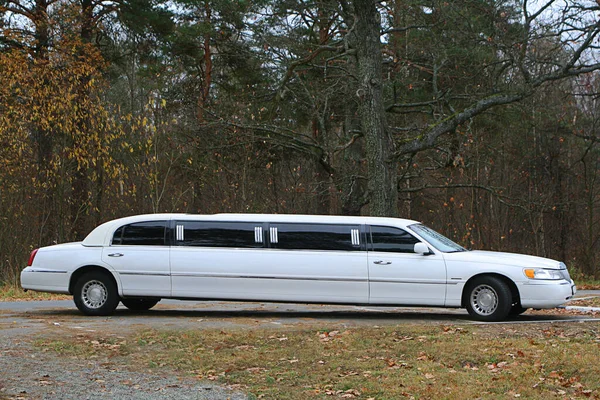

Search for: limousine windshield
xmin=410 ymin=224 xmax=466 ymax=253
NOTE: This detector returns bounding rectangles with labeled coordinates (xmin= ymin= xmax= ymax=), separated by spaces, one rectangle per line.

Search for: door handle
xmin=108 ymin=253 xmax=124 ymax=257
xmin=373 ymin=260 xmax=391 ymax=265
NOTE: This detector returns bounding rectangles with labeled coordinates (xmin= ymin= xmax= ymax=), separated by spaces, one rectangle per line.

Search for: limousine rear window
xmin=410 ymin=224 xmax=465 ymax=253
xmin=175 ymin=221 xmax=263 ymax=248
xmin=271 ymin=223 xmax=362 ymax=251
xmin=112 ymin=221 xmax=167 ymax=246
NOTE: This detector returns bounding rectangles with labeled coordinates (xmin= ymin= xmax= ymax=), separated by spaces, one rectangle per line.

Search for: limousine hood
xmin=444 ymin=250 xmax=563 ymax=269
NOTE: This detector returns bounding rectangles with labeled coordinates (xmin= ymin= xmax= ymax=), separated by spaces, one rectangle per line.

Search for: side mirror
xmin=414 ymin=242 xmax=432 ymax=255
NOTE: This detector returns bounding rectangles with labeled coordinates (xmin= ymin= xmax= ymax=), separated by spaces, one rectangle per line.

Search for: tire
xmin=121 ymin=298 xmax=160 ymax=311
xmin=465 ymin=276 xmax=512 ymax=322
xmin=509 ymin=305 xmax=528 ymax=316
xmin=73 ymin=271 xmax=119 ymax=316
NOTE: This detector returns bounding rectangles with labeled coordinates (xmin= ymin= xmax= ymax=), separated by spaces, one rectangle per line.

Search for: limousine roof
xmin=81 ymin=213 xmax=422 ymax=246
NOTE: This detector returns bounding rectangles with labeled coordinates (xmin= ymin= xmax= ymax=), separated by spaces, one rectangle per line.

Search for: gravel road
xmin=0 ymin=336 xmax=246 ymax=400
xmin=2 ymin=292 xmax=599 ymax=399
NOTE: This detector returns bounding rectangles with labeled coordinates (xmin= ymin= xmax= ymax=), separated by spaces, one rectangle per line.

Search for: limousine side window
xmin=175 ymin=221 xmax=263 ymax=248
xmin=112 ymin=221 xmax=167 ymax=246
xmin=370 ymin=225 xmax=420 ymax=253
xmin=271 ymin=223 xmax=361 ymax=251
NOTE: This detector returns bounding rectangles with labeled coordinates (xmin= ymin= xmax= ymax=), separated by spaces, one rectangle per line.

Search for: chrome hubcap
xmin=470 ymin=284 xmax=498 ymax=315
xmin=82 ymin=280 xmax=107 ymax=309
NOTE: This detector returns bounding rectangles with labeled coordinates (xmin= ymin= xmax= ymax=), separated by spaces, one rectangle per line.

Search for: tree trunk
xmin=197 ymin=2 xmax=212 ymax=122
xmin=70 ymin=0 xmax=95 ymax=239
xmin=349 ymin=0 xmax=398 ymax=216
xmin=33 ymin=0 xmax=56 ymax=245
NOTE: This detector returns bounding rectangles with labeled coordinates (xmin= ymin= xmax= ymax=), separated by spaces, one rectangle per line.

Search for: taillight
xmin=27 ymin=249 xmax=38 ymax=266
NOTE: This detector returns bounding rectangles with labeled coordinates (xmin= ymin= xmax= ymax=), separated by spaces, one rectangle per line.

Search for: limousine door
xmin=169 ymin=221 xmax=369 ymax=303
xmin=264 ymin=223 xmax=368 ymax=303
xmin=101 ymin=221 xmax=171 ymax=297
xmin=170 ymin=221 xmax=268 ymax=299
xmin=367 ymin=225 xmax=447 ymax=306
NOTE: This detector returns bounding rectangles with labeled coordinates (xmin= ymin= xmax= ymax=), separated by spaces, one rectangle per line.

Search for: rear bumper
xmin=21 ymin=267 xmax=71 ymax=294
xmin=519 ymin=279 xmax=576 ymax=309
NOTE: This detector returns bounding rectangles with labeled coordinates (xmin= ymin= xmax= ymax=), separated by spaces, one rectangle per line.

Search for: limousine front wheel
xmin=465 ymin=276 xmax=512 ymax=322
xmin=73 ymin=271 xmax=119 ymax=316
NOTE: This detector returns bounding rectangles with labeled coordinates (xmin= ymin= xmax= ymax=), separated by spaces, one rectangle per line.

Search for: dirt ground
xmin=1 ymin=297 xmax=599 ymax=399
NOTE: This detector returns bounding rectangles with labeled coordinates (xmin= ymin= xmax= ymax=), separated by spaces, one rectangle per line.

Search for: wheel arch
xmin=461 ymin=273 xmax=520 ymax=308
xmin=69 ymin=265 xmax=121 ymax=296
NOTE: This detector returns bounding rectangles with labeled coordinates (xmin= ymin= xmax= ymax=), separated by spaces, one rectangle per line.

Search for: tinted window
xmin=370 ymin=226 xmax=419 ymax=253
xmin=177 ymin=221 xmax=262 ymax=248
xmin=113 ymin=221 xmax=166 ymax=246
xmin=112 ymin=227 xmax=123 ymax=245
xmin=273 ymin=223 xmax=361 ymax=251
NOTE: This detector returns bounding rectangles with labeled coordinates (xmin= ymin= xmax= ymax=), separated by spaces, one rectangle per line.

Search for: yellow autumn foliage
xmin=0 ymin=35 xmax=132 ymax=246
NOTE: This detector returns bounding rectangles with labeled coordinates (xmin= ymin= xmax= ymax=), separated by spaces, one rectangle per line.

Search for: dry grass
xmin=574 ymin=281 xmax=600 ymax=290
xmin=0 ymin=285 xmax=69 ymax=301
xmin=566 ymin=272 xmax=600 ymax=290
xmin=568 ymin=297 xmax=600 ymax=308
xmin=37 ymin=323 xmax=600 ymax=399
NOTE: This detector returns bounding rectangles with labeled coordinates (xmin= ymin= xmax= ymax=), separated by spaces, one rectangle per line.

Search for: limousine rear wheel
xmin=121 ymin=298 xmax=160 ymax=311
xmin=465 ymin=276 xmax=512 ymax=322
xmin=73 ymin=271 xmax=119 ymax=316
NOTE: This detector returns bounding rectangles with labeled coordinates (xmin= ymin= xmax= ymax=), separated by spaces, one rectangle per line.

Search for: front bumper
xmin=519 ymin=279 xmax=576 ymax=309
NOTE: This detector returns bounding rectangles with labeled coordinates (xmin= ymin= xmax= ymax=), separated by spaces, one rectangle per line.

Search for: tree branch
xmin=275 ymin=45 xmax=342 ymax=99
xmin=381 ymin=24 xmax=430 ymax=35
xmin=1 ymin=4 xmax=35 ymax=20
xmin=334 ymin=133 xmax=362 ymax=153
xmin=204 ymin=118 xmax=337 ymax=175
xmin=394 ymin=93 xmax=525 ymax=157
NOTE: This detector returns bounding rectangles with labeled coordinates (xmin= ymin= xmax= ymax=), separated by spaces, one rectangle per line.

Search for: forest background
xmin=2 ymin=0 xmax=600 ymax=285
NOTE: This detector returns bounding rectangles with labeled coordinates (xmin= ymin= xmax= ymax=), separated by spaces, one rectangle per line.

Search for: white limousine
xmin=21 ymin=213 xmax=576 ymax=321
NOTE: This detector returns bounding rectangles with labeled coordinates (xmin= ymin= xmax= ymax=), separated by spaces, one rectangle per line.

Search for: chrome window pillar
xmin=269 ymin=227 xmax=278 ymax=244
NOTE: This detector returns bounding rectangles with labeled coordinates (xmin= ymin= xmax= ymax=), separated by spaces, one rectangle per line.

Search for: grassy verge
xmin=0 ymin=285 xmax=70 ymax=301
xmin=568 ymin=297 xmax=600 ymax=308
xmin=566 ymin=268 xmax=600 ymax=289
xmin=573 ymin=280 xmax=600 ymax=290
xmin=37 ymin=323 xmax=600 ymax=399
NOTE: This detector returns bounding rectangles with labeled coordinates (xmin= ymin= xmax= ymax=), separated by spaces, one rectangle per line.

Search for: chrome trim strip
xmin=169 ymin=273 xmax=456 ymax=285
xmin=370 ymin=279 xmax=453 ymax=285
xmin=118 ymin=271 xmax=455 ymax=284
xmin=170 ymin=272 xmax=368 ymax=282
xmin=119 ymin=272 xmax=171 ymax=277
xmin=26 ymin=269 xmax=68 ymax=274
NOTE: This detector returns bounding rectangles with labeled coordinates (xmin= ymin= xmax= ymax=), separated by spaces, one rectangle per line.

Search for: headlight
xmin=523 ymin=268 xmax=564 ymax=280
